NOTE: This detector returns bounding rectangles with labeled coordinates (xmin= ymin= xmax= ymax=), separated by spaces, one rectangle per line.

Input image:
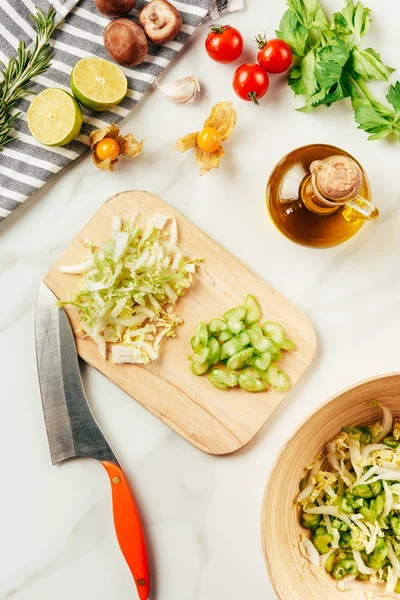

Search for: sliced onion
xmin=297 ymin=469 xmax=316 ymax=503
xmin=300 ymin=538 xmax=320 ymax=567
xmin=362 ymin=444 xmax=390 ymax=459
xmin=350 ymin=514 xmax=370 ymax=536
xmin=358 ymin=465 xmax=380 ymax=483
xmin=383 ymin=481 xmax=394 ymax=518
xmin=58 ymin=257 xmax=94 ymax=274
xmin=376 ymin=405 xmax=393 ymax=442
xmin=348 ymin=436 xmax=363 ymax=478
xmin=305 ymin=505 xmax=352 ymax=528
xmin=353 ymin=550 xmax=377 ymax=575
xmin=365 ymin=523 xmax=379 ymax=555
xmin=365 ymin=469 xmax=400 ymax=484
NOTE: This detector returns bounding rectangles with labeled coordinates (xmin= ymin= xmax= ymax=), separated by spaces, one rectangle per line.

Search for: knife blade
xmin=35 ymin=282 xmax=150 ymax=599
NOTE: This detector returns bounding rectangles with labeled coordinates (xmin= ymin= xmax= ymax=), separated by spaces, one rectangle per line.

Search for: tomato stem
xmin=248 ymin=91 xmax=259 ymax=106
xmin=255 ymin=33 xmax=267 ymax=49
xmin=209 ymin=24 xmax=229 ymax=35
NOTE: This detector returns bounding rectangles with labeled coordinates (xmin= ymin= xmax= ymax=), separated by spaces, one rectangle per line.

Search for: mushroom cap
xmin=312 ymin=155 xmax=362 ymax=202
xmin=95 ymin=0 xmax=136 ymax=18
xmin=139 ymin=0 xmax=182 ymax=45
xmin=104 ymin=18 xmax=148 ymax=67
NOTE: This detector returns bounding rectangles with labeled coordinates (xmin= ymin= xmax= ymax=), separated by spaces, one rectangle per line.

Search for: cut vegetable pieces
xmin=218 ymin=330 xmax=233 ymax=343
xmin=191 ymin=336 xmax=203 ymax=353
xmin=248 ymin=330 xmax=273 ymax=353
xmin=239 ymin=368 xmax=268 ymax=392
xmin=223 ymin=306 xmax=246 ymax=321
xmin=282 ymin=338 xmax=295 ymax=351
xmin=187 ymin=295 xmax=294 ymax=393
xmin=263 ymin=321 xmax=285 ymax=347
xmin=227 ymin=347 xmax=254 ymax=371
xmin=245 ymin=294 xmax=261 ymax=326
xmin=209 ymin=368 xmax=239 ymax=390
xmin=208 ymin=318 xmax=227 ymax=334
xmin=238 ymin=330 xmax=250 ymax=346
xmin=195 ymin=322 xmax=208 ymax=347
xmin=193 ymin=346 xmax=210 ymax=363
xmin=263 ymin=364 xmax=290 ymax=392
xmin=207 ymin=337 xmax=221 ymax=365
xmin=220 ymin=337 xmax=244 ymax=360
xmin=191 ymin=361 xmax=209 ymax=376
xmin=227 ymin=317 xmax=245 ymax=334
xmin=249 ymin=351 xmax=271 ymax=372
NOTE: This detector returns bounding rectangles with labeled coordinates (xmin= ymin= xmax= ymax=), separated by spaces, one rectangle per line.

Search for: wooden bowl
xmin=261 ymin=373 xmax=400 ymax=600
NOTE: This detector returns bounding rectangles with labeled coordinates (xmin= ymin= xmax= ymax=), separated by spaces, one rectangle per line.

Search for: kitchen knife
xmin=35 ymin=282 xmax=150 ymax=600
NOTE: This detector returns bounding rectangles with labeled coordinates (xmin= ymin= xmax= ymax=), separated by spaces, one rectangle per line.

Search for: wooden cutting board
xmin=45 ymin=191 xmax=317 ymax=455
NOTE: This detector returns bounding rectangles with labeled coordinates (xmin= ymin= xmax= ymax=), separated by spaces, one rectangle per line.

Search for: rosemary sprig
xmin=0 ymin=5 xmax=62 ymax=151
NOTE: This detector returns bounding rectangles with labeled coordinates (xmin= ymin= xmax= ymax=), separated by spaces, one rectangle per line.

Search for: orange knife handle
xmin=102 ymin=461 xmax=150 ymax=600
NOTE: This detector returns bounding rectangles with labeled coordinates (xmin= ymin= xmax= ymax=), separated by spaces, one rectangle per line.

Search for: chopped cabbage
xmin=59 ymin=213 xmax=199 ymax=363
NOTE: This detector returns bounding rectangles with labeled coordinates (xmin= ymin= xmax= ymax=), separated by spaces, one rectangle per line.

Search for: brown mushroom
xmin=139 ymin=0 xmax=182 ymax=45
xmin=104 ymin=19 xmax=148 ymax=66
xmin=95 ymin=0 xmax=136 ymax=18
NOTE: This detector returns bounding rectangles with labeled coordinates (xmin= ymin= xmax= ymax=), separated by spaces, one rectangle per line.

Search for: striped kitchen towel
xmin=0 ymin=0 xmax=243 ymax=221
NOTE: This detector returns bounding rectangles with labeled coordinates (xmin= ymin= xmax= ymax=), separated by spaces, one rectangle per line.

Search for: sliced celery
xmin=227 ymin=317 xmax=245 ymax=335
xmin=245 ymin=294 xmax=261 ymax=326
xmin=223 ymin=305 xmax=246 ymax=321
xmin=249 ymin=351 xmax=272 ymax=371
xmin=239 ymin=368 xmax=268 ymax=392
xmin=262 ymin=365 xmax=290 ymax=392
xmin=190 ymin=361 xmax=209 ymax=376
xmin=238 ymin=330 xmax=250 ymax=346
xmin=220 ymin=338 xmax=243 ymax=360
xmin=209 ymin=368 xmax=238 ymax=390
xmin=189 ymin=295 xmax=295 ymax=394
xmin=195 ymin=321 xmax=208 ymax=347
xmin=282 ymin=338 xmax=295 ymax=351
xmin=193 ymin=346 xmax=211 ymax=363
xmin=208 ymin=318 xmax=227 ymax=334
xmin=218 ymin=330 xmax=233 ymax=343
xmin=191 ymin=336 xmax=203 ymax=353
xmin=262 ymin=321 xmax=285 ymax=347
xmin=227 ymin=348 xmax=254 ymax=371
xmin=248 ymin=329 xmax=274 ymax=353
xmin=207 ymin=337 xmax=221 ymax=365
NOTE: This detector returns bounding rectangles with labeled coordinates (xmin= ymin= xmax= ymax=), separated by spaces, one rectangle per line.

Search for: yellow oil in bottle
xmin=266 ymin=144 xmax=371 ymax=248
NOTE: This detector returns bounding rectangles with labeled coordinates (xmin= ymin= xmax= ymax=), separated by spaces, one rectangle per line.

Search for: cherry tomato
xmin=232 ymin=63 xmax=269 ymax=105
xmin=96 ymin=138 xmax=120 ymax=161
xmin=256 ymin=35 xmax=292 ymax=74
xmin=197 ymin=127 xmax=222 ymax=153
xmin=205 ymin=25 xmax=243 ymax=64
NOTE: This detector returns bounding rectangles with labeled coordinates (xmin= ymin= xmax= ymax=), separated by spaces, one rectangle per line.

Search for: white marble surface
xmin=1 ymin=1 xmax=400 ymax=598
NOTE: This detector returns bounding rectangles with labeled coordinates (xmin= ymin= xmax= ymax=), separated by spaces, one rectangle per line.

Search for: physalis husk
xmin=173 ymin=101 xmax=237 ymax=176
xmin=90 ymin=122 xmax=144 ymax=171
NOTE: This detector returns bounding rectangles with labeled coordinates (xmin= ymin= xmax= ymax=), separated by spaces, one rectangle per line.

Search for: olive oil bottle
xmin=266 ymin=144 xmax=378 ymax=248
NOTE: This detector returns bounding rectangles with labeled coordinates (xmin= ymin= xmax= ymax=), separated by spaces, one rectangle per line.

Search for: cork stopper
xmin=310 ymin=156 xmax=362 ymax=203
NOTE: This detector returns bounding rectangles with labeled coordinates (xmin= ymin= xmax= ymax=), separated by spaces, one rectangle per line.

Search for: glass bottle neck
xmin=300 ymin=174 xmax=341 ymax=216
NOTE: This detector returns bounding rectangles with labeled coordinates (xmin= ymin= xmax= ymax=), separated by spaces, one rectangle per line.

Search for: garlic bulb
xmin=158 ymin=76 xmax=200 ymax=104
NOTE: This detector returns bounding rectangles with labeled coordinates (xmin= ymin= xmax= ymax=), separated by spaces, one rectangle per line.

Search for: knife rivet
xmin=137 ymin=579 xmax=146 ymax=586
xmin=112 ymin=476 xmax=120 ymax=484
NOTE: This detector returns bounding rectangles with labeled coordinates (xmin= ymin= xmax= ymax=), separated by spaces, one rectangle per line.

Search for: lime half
xmin=27 ymin=88 xmax=83 ymax=146
xmin=71 ymin=57 xmax=127 ymax=112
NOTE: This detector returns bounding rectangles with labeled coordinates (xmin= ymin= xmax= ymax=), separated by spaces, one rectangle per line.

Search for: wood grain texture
xmin=44 ymin=190 xmax=316 ymax=455
xmin=261 ymin=372 xmax=400 ymax=600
